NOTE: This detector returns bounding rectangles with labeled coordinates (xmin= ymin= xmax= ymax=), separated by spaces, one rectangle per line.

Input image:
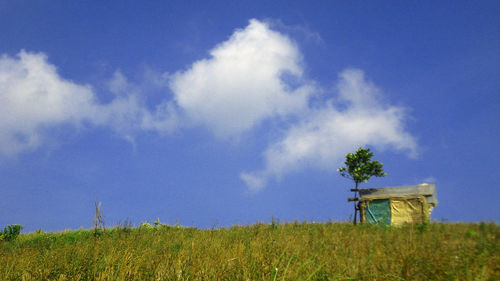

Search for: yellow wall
xmin=390 ymin=197 xmax=426 ymax=226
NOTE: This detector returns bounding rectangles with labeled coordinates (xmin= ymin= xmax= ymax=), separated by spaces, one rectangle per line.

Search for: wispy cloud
xmin=421 ymin=177 xmax=437 ymax=184
xmin=241 ymin=69 xmax=418 ymax=191
xmin=0 ymin=51 xmax=176 ymax=157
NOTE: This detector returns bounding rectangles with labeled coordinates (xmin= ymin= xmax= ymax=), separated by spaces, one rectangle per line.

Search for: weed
xmin=416 ymin=222 xmax=429 ymax=234
xmin=115 ymin=218 xmax=134 ymax=235
xmin=0 ymin=224 xmax=23 ymax=242
xmin=93 ymin=201 xmax=105 ymax=238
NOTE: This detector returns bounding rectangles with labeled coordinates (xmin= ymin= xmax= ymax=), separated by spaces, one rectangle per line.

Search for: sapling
xmin=338 ymin=147 xmax=386 ymax=225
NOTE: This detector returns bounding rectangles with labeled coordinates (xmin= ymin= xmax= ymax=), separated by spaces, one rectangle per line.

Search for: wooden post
xmin=347 ymin=186 xmax=364 ymax=225
xmin=359 ymin=201 xmax=364 ymax=223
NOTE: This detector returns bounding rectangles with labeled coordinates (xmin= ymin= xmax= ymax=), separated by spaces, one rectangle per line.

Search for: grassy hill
xmin=1 ymin=221 xmax=498 ymax=280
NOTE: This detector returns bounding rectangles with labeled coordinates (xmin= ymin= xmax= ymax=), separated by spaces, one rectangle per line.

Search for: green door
xmin=365 ymin=199 xmax=391 ymax=225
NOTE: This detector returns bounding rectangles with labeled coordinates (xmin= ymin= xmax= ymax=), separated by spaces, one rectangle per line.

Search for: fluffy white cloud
xmin=1 ymin=20 xmax=418 ymax=192
xmin=169 ymin=19 xmax=314 ymax=138
xmin=0 ymin=51 xmax=176 ymax=157
xmin=241 ymin=69 xmax=418 ymax=191
xmin=0 ymin=51 xmax=99 ymax=156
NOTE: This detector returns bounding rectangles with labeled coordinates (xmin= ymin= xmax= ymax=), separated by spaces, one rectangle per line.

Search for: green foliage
xmin=417 ymin=222 xmax=429 ymax=234
xmin=0 ymin=224 xmax=23 ymax=242
xmin=270 ymin=216 xmax=280 ymax=230
xmin=139 ymin=222 xmax=154 ymax=229
xmin=153 ymin=217 xmax=161 ymax=227
xmin=338 ymin=147 xmax=386 ymax=187
xmin=0 ymin=222 xmax=498 ymax=280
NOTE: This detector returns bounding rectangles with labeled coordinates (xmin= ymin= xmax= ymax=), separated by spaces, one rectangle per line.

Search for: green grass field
xmin=0 ymin=221 xmax=498 ymax=280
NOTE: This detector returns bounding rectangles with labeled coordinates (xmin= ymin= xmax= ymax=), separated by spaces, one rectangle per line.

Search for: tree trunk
xmin=353 ymin=182 xmax=359 ymax=225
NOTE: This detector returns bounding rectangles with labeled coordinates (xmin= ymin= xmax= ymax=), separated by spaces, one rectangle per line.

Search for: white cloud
xmin=1 ymin=20 xmax=419 ymax=192
xmin=240 ymin=171 xmax=267 ymax=192
xmin=169 ymin=19 xmax=314 ymax=138
xmin=107 ymin=71 xmax=130 ymax=95
xmin=421 ymin=177 xmax=437 ymax=184
xmin=96 ymin=71 xmax=179 ymax=135
xmin=0 ymin=51 xmax=176 ymax=157
xmin=241 ymin=69 xmax=418 ymax=190
xmin=0 ymin=51 xmax=100 ymax=156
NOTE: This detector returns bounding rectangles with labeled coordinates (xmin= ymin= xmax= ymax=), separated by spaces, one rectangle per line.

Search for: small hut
xmin=358 ymin=183 xmax=437 ymax=226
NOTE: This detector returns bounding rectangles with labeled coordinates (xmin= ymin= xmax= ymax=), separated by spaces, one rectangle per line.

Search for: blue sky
xmin=0 ymin=1 xmax=498 ymax=232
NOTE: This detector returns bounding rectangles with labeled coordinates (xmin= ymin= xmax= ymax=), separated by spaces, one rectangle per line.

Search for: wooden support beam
xmin=347 ymin=197 xmax=359 ymax=202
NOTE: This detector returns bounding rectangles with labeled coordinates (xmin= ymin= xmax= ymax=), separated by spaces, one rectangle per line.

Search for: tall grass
xmin=0 ymin=222 xmax=498 ymax=280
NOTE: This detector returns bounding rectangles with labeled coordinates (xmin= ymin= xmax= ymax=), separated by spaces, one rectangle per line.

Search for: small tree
xmin=338 ymin=147 xmax=386 ymax=225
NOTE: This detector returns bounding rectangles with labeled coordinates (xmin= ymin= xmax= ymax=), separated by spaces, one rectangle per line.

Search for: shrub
xmin=0 ymin=224 xmax=23 ymax=242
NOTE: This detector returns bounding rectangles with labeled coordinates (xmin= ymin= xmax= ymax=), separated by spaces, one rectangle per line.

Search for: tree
xmin=338 ymin=147 xmax=386 ymax=225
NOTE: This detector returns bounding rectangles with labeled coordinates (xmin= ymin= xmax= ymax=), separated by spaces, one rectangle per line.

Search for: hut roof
xmin=358 ymin=183 xmax=437 ymax=206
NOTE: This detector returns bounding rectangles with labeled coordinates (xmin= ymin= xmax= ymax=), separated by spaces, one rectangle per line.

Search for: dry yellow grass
xmin=0 ymin=221 xmax=498 ymax=280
